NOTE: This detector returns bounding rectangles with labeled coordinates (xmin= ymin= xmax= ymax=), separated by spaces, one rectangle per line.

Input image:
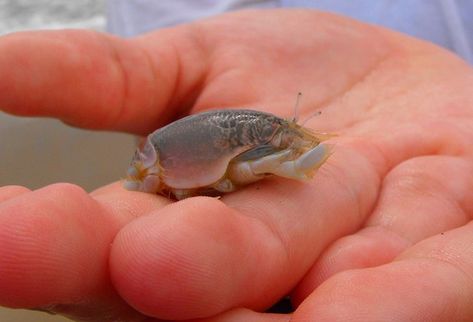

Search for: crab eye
xmin=139 ymin=138 xmax=158 ymax=168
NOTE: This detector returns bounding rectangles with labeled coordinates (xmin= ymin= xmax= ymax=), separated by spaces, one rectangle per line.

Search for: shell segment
xmin=148 ymin=110 xmax=284 ymax=189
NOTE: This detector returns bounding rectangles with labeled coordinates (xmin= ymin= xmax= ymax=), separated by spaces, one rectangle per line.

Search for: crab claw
xmin=245 ymin=143 xmax=332 ymax=180
xmin=293 ymin=143 xmax=333 ymax=178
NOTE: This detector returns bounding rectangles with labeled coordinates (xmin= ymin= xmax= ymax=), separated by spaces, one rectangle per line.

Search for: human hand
xmin=1 ymin=9 xmax=473 ymax=321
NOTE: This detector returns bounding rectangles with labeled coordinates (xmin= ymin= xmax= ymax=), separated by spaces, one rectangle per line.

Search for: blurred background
xmin=0 ymin=0 xmax=133 ymax=321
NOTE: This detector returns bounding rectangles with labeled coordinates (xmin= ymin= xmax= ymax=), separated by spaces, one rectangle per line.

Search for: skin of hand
xmin=1 ymin=8 xmax=473 ymax=322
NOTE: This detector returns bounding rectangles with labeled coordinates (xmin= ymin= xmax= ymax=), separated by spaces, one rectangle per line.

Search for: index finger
xmin=0 ymin=28 xmax=204 ymax=134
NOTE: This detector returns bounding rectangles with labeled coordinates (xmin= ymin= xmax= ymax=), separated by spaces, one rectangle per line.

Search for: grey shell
xmin=148 ymin=109 xmax=286 ymax=189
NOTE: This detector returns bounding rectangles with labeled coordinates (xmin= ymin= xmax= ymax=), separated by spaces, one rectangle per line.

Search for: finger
xmin=109 ymin=144 xmax=380 ymax=320
xmin=91 ymin=181 xmax=130 ymax=195
xmin=0 ymin=183 xmax=119 ymax=308
xmin=0 ymin=27 xmax=205 ymax=134
xmin=0 ymin=185 xmax=30 ymax=202
xmin=292 ymin=221 xmax=473 ymax=321
xmin=0 ymin=183 xmax=165 ymax=321
xmin=293 ymin=156 xmax=473 ymax=303
xmin=92 ymin=181 xmax=172 ymax=223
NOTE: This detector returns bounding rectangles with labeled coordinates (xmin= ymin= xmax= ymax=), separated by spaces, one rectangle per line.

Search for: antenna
xmin=293 ymin=92 xmax=303 ymax=122
xmin=301 ymin=110 xmax=322 ymax=126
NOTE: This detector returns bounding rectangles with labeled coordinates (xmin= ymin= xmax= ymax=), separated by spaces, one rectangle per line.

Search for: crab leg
xmin=227 ymin=144 xmax=331 ymax=186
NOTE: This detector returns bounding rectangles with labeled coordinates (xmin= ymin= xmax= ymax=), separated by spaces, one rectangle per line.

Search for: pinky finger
xmin=293 ymin=221 xmax=473 ymax=321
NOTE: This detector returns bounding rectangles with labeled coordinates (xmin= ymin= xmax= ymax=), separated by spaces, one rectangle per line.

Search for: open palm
xmin=1 ymin=10 xmax=472 ymax=322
